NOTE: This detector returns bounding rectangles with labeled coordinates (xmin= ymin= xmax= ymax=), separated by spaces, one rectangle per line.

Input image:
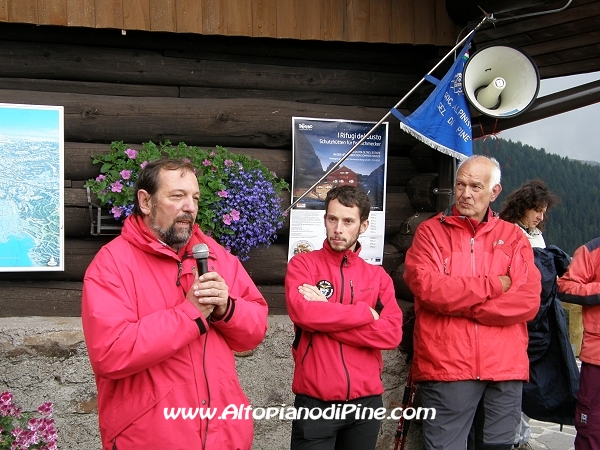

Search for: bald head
xmin=454 ymin=155 xmax=502 ymax=221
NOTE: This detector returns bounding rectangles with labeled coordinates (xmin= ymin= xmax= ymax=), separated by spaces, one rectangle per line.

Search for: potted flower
xmin=0 ymin=391 xmax=57 ymax=450
xmin=84 ymin=140 xmax=288 ymax=261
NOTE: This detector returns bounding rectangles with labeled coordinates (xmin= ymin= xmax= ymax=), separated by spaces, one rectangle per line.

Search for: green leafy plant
xmin=84 ymin=141 xmax=289 ymax=261
xmin=0 ymin=391 xmax=57 ymax=450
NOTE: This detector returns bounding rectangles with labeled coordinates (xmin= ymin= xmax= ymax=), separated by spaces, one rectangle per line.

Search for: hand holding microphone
xmin=189 ymin=244 xmax=229 ymax=319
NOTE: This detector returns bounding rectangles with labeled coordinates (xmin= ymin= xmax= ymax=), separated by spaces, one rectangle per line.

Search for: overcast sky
xmin=499 ymin=71 xmax=600 ymax=163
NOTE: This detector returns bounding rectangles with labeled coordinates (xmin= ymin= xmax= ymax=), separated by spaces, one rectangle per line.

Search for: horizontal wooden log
xmin=391 ymin=263 xmax=414 ymax=303
xmin=0 ymin=40 xmax=421 ymax=97
xmin=389 ymin=234 xmax=414 ymax=255
xmin=0 ymin=281 xmax=84 ymax=317
xmin=389 ymin=212 xmax=437 ymax=253
xmin=0 ymin=281 xmax=288 ymax=317
xmin=405 ymin=173 xmax=439 ymax=212
xmin=0 ymin=231 xmax=412 ymax=288
xmin=0 ymin=77 xmax=179 ymax=98
xmin=0 ymin=89 xmax=418 ymax=151
xmin=0 ymin=22 xmax=440 ymax=71
xmin=0 ymin=76 xmax=428 ymax=111
xmin=409 ymin=143 xmax=442 ymax=173
xmin=64 ymin=187 xmax=416 ymax=240
xmin=65 ymin=142 xmax=414 ymax=188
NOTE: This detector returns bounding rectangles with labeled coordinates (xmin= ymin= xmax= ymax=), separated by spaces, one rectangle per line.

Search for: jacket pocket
xmin=105 ymin=386 xmax=174 ymax=443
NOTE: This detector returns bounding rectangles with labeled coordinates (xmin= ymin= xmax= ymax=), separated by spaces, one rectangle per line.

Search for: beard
xmin=327 ymin=231 xmax=360 ymax=253
xmin=151 ymin=212 xmax=194 ymax=250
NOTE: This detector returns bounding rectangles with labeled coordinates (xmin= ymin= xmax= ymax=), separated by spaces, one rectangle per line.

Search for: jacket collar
xmin=320 ymin=239 xmax=362 ymax=265
xmin=120 ymin=214 xmax=206 ymax=262
xmin=439 ymin=204 xmax=499 ymax=230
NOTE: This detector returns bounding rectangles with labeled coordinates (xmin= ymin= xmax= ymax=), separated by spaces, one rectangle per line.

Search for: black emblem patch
xmin=316 ymin=280 xmax=334 ymax=299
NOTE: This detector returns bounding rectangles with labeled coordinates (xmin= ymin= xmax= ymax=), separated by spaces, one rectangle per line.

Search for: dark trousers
xmin=575 ymin=362 xmax=600 ymax=450
xmin=290 ymin=394 xmax=383 ymax=450
xmin=420 ymin=380 xmax=521 ymax=450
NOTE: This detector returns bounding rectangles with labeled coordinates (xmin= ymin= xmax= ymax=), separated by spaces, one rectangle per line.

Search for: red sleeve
xmin=404 ymin=222 xmax=500 ymax=316
xmin=328 ymin=271 xmax=403 ymax=350
xmin=285 ymin=254 xmax=374 ymax=333
xmin=209 ymin=247 xmax=268 ymax=352
xmin=81 ymin=247 xmax=202 ymax=380
xmin=558 ymin=242 xmax=600 ymax=306
xmin=468 ymin=230 xmax=541 ymax=325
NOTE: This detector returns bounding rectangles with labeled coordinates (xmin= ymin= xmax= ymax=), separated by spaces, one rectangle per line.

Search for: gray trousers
xmin=420 ymin=380 xmax=522 ymax=450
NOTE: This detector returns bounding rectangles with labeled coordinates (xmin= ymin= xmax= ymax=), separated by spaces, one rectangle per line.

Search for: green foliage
xmin=474 ymin=138 xmax=600 ymax=255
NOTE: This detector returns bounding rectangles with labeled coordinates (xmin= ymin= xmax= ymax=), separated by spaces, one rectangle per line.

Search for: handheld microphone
xmin=192 ymin=243 xmax=210 ymax=275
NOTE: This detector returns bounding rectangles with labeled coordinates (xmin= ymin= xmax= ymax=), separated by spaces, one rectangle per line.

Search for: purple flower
xmin=210 ymin=151 xmax=215 ymax=157
xmin=217 ymin=190 xmax=228 ymax=198
xmin=230 ymin=209 xmax=240 ymax=221
xmin=125 ymin=148 xmax=137 ymax=159
xmin=95 ymin=174 xmax=106 ymax=182
xmin=110 ymin=206 xmax=123 ymax=219
xmin=222 ymin=214 xmax=232 ymax=225
xmin=140 ymin=161 xmax=149 ymax=170
xmin=110 ymin=181 xmax=123 ymax=193
xmin=183 ymin=158 xmax=191 ymax=164
xmin=224 ymin=159 xmax=234 ymax=167
xmin=202 ymin=159 xmax=211 ymax=166
xmin=120 ymin=170 xmax=132 ymax=180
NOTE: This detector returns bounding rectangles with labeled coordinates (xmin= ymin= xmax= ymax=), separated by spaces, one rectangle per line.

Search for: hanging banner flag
xmin=391 ymin=37 xmax=474 ymax=161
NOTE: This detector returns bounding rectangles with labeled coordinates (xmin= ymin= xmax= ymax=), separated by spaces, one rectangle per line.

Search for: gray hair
xmin=456 ymin=155 xmax=501 ymax=191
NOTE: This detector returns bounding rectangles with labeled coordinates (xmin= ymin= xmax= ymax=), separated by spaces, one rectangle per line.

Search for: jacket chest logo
xmin=317 ymin=280 xmax=334 ymax=299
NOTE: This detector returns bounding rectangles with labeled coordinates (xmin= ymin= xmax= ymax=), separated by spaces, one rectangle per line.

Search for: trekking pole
xmin=393 ymin=365 xmax=417 ymax=450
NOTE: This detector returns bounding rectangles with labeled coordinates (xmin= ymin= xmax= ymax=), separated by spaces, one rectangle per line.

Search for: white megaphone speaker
xmin=463 ymin=45 xmax=540 ymax=118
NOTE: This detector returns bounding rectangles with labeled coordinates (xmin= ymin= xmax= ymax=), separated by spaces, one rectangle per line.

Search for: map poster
xmin=288 ymin=117 xmax=388 ymax=264
xmin=0 ymin=103 xmax=64 ymax=272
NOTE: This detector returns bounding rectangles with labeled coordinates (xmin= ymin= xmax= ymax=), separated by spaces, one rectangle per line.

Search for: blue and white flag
xmin=391 ymin=38 xmax=474 ymax=161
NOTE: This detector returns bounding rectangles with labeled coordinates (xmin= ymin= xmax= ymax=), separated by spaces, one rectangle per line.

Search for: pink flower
xmin=110 ymin=181 xmax=123 ymax=193
xmin=222 ymin=214 xmax=232 ymax=225
xmin=120 ymin=170 xmax=132 ymax=180
xmin=140 ymin=161 xmax=148 ymax=169
xmin=1 ymin=391 xmax=13 ymax=406
xmin=202 ymin=159 xmax=211 ymax=166
xmin=37 ymin=402 xmax=53 ymax=417
xmin=110 ymin=206 xmax=123 ymax=218
xmin=125 ymin=148 xmax=137 ymax=159
xmin=217 ymin=190 xmax=228 ymax=198
xmin=230 ymin=209 xmax=240 ymax=221
xmin=224 ymin=159 xmax=233 ymax=167
xmin=183 ymin=158 xmax=191 ymax=164
xmin=210 ymin=151 xmax=215 ymax=157
xmin=95 ymin=174 xmax=106 ymax=182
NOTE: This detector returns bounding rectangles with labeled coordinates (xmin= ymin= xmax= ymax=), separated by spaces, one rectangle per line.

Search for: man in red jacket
xmin=285 ymin=185 xmax=403 ymax=450
xmin=558 ymin=238 xmax=600 ymax=450
xmin=404 ymin=155 xmax=541 ymax=450
xmin=82 ymin=158 xmax=268 ymax=450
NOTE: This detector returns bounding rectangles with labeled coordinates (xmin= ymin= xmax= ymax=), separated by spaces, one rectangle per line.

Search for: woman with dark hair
xmin=499 ymin=180 xmax=578 ymax=449
xmin=499 ymin=178 xmax=559 ymax=249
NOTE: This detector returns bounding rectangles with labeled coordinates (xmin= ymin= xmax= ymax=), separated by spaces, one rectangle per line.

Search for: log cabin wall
xmin=0 ymin=1 xmax=458 ymax=317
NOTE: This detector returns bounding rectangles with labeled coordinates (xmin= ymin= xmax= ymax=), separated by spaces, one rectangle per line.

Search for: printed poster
xmin=0 ymin=103 xmax=65 ymax=271
xmin=288 ymin=117 xmax=388 ymax=264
